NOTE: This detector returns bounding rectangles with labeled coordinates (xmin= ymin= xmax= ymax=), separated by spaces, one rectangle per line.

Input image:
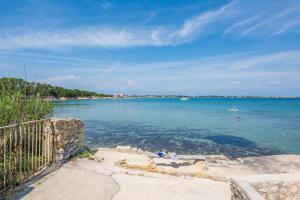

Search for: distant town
xmin=113 ymin=93 xmax=300 ymax=99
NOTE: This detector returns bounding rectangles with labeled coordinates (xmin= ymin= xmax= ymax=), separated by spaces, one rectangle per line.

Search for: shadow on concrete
xmin=1 ymin=162 xmax=64 ymax=200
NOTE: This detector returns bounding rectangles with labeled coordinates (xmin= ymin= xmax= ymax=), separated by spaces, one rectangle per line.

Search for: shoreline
xmin=46 ymin=96 xmax=300 ymax=101
xmin=45 ymin=96 xmax=113 ymax=101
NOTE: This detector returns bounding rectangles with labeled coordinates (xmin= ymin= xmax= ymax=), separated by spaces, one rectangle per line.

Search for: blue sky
xmin=0 ymin=0 xmax=300 ymax=96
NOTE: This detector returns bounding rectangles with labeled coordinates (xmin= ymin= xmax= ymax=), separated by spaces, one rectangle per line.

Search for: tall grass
xmin=0 ymin=78 xmax=54 ymax=191
xmin=0 ymin=78 xmax=54 ymax=127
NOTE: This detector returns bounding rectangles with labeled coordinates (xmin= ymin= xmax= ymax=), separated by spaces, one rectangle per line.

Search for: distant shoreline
xmin=109 ymin=94 xmax=300 ymax=99
xmin=45 ymin=96 xmax=113 ymax=101
xmin=48 ymin=95 xmax=300 ymax=100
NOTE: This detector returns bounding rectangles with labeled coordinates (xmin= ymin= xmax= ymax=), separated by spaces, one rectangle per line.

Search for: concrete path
xmin=18 ymin=148 xmax=231 ymax=200
xmin=113 ymin=174 xmax=229 ymax=200
xmin=17 ymin=148 xmax=300 ymax=200
xmin=21 ymin=165 xmax=119 ymax=200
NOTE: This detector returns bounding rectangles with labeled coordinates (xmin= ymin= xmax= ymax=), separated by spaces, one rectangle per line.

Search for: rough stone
xmin=44 ymin=118 xmax=85 ymax=162
xmin=231 ymin=175 xmax=300 ymax=200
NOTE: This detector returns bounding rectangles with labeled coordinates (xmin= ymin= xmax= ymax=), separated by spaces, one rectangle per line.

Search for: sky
xmin=0 ymin=0 xmax=300 ymax=96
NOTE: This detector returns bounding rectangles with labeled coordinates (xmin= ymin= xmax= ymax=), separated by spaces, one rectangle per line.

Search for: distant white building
xmin=114 ymin=93 xmax=125 ymax=98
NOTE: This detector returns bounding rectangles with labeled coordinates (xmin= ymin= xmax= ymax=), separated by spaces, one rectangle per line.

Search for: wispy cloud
xmin=0 ymin=2 xmax=233 ymax=49
xmin=2 ymin=50 xmax=299 ymax=95
xmin=273 ymin=18 xmax=300 ymax=36
xmin=223 ymin=15 xmax=259 ymax=36
xmin=0 ymin=0 xmax=299 ymax=50
xmin=232 ymin=81 xmax=240 ymax=84
xmin=168 ymin=2 xmax=234 ymax=43
xmin=100 ymin=0 xmax=113 ymax=9
xmin=0 ymin=28 xmax=162 ymax=49
xmin=229 ymin=51 xmax=300 ymax=70
xmin=45 ymin=74 xmax=75 ymax=82
xmin=268 ymin=80 xmax=279 ymax=85
xmin=223 ymin=2 xmax=300 ymax=37
xmin=127 ymin=80 xmax=138 ymax=87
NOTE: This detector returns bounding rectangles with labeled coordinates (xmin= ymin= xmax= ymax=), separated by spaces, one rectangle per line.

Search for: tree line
xmin=0 ymin=77 xmax=112 ymax=126
xmin=0 ymin=77 xmax=112 ymax=98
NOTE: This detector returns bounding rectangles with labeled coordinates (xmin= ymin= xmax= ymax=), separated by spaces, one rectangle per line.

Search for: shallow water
xmin=53 ymin=98 xmax=300 ymax=158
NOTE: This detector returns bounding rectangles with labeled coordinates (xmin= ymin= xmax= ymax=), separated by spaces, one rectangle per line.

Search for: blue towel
xmin=157 ymin=151 xmax=165 ymax=158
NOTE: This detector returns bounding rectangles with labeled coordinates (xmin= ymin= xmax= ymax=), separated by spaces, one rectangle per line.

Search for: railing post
xmin=3 ymin=129 xmax=6 ymax=189
xmin=9 ymin=128 xmax=12 ymax=186
xmin=18 ymin=124 xmax=22 ymax=182
xmin=50 ymin=120 xmax=56 ymax=162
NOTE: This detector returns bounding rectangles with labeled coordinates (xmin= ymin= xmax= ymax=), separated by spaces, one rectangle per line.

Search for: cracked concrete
xmin=16 ymin=148 xmax=300 ymax=200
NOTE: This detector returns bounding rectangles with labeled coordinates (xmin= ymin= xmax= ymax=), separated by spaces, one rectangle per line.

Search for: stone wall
xmin=231 ymin=174 xmax=300 ymax=200
xmin=44 ymin=118 xmax=85 ymax=161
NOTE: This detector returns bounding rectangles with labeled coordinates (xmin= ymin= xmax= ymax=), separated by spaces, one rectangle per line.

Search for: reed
xmin=0 ymin=78 xmax=54 ymax=127
xmin=0 ymin=78 xmax=54 ymax=192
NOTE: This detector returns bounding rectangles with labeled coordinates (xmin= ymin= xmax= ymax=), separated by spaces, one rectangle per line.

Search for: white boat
xmin=228 ymin=106 xmax=239 ymax=112
xmin=180 ymin=97 xmax=189 ymax=101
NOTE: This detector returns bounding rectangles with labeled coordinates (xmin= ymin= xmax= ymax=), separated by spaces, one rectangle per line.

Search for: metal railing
xmin=0 ymin=119 xmax=54 ymax=193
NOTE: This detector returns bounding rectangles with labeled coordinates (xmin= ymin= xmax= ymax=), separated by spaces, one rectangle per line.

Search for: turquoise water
xmin=53 ymin=98 xmax=300 ymax=158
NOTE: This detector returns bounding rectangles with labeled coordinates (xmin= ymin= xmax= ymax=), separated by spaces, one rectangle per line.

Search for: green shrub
xmin=0 ymin=78 xmax=54 ymax=126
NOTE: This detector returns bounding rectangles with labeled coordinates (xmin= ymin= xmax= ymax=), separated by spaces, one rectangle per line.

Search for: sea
xmin=53 ymin=98 xmax=300 ymax=158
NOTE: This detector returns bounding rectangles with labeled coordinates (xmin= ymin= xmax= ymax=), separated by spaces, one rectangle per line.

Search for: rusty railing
xmin=0 ymin=119 xmax=54 ymax=193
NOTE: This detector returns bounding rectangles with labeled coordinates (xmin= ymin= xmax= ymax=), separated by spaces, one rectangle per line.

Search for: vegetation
xmin=0 ymin=77 xmax=111 ymax=127
xmin=0 ymin=78 xmax=54 ymax=127
xmin=0 ymin=77 xmax=108 ymax=191
xmin=0 ymin=77 xmax=54 ymax=190
xmin=0 ymin=77 xmax=107 ymax=190
xmin=0 ymin=78 xmax=112 ymax=99
xmin=76 ymin=149 xmax=95 ymax=160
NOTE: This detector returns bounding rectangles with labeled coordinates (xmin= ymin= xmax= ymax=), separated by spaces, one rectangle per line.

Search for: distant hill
xmin=0 ymin=77 xmax=112 ymax=99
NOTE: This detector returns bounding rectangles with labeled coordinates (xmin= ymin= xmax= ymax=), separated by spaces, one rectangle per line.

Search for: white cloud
xmin=127 ymin=80 xmax=138 ymax=87
xmin=169 ymin=2 xmax=233 ymax=43
xmin=223 ymin=15 xmax=259 ymax=36
xmin=104 ymin=62 xmax=122 ymax=74
xmin=0 ymin=4 xmax=231 ymax=49
xmin=46 ymin=75 xmax=75 ymax=82
xmin=0 ymin=1 xmax=299 ymax=50
xmin=229 ymin=51 xmax=300 ymax=70
xmin=0 ymin=28 xmax=160 ymax=49
xmin=2 ymin=50 xmax=297 ymax=96
xmin=103 ymin=81 xmax=115 ymax=86
xmin=273 ymin=18 xmax=300 ymax=36
xmin=268 ymin=80 xmax=279 ymax=84
xmin=223 ymin=3 xmax=300 ymax=37
xmin=232 ymin=81 xmax=240 ymax=84
xmin=100 ymin=1 xmax=113 ymax=9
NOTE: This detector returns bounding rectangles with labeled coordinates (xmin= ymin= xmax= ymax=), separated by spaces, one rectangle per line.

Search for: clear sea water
xmin=53 ymin=98 xmax=300 ymax=158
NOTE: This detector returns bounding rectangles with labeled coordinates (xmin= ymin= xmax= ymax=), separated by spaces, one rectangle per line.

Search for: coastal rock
xmin=136 ymin=148 xmax=144 ymax=154
xmin=195 ymin=161 xmax=209 ymax=171
xmin=116 ymin=145 xmax=132 ymax=152
xmin=130 ymin=147 xmax=138 ymax=152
